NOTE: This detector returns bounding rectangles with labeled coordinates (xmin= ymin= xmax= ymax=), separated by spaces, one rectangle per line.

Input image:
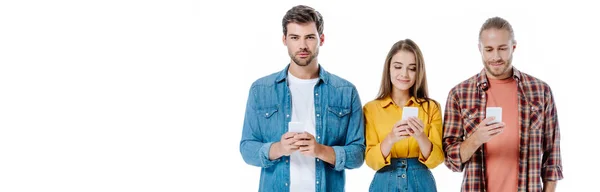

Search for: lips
xmin=489 ymin=62 xmax=504 ymax=66
xmin=397 ymin=79 xmax=410 ymax=83
xmin=297 ymin=52 xmax=310 ymax=57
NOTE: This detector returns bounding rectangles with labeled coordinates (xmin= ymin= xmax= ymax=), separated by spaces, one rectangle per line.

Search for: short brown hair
xmin=282 ymin=5 xmax=324 ymax=36
xmin=479 ymin=17 xmax=515 ymax=43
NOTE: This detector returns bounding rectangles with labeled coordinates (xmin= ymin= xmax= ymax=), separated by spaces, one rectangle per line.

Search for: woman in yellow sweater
xmin=363 ymin=39 xmax=444 ymax=192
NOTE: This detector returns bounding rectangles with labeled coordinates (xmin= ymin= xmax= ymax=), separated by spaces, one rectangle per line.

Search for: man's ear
xmin=282 ymin=35 xmax=287 ymax=46
xmin=512 ymin=41 xmax=517 ymax=52
xmin=319 ymin=34 xmax=324 ymax=46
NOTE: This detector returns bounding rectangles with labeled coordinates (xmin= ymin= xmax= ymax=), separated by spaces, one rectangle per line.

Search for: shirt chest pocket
xmin=257 ymin=106 xmax=281 ymax=141
xmin=326 ymin=105 xmax=351 ymax=141
xmin=528 ymin=102 xmax=544 ymax=144
xmin=529 ymin=102 xmax=544 ymax=130
xmin=461 ymin=108 xmax=480 ymax=136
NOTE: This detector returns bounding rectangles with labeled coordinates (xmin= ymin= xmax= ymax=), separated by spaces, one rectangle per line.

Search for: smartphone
xmin=486 ymin=107 xmax=502 ymax=125
xmin=402 ymin=107 xmax=419 ymax=120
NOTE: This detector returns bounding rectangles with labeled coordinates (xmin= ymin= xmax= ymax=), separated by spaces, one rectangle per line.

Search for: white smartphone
xmin=486 ymin=107 xmax=502 ymax=125
xmin=288 ymin=122 xmax=304 ymax=133
xmin=402 ymin=107 xmax=419 ymax=120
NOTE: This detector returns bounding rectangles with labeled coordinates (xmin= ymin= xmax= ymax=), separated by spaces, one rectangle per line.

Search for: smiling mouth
xmin=489 ymin=62 xmax=504 ymax=66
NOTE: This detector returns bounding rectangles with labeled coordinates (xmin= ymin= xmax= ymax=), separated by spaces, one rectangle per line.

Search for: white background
xmin=0 ymin=0 xmax=597 ymax=191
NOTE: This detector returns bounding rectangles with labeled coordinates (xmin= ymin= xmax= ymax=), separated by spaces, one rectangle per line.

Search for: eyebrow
xmin=287 ymin=34 xmax=317 ymax=37
xmin=392 ymin=62 xmax=416 ymax=66
xmin=485 ymin=44 xmax=509 ymax=48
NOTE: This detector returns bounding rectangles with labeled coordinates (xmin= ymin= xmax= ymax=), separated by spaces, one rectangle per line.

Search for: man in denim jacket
xmin=239 ymin=5 xmax=365 ymax=192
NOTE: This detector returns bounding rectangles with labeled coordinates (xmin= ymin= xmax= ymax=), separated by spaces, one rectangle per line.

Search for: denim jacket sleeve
xmin=331 ymin=87 xmax=365 ymax=171
xmin=239 ymin=85 xmax=280 ymax=168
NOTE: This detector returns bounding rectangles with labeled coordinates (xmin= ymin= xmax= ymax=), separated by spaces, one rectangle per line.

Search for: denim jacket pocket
xmin=326 ymin=106 xmax=351 ymax=141
xmin=258 ymin=107 xmax=278 ymax=119
xmin=328 ymin=106 xmax=351 ymax=118
xmin=257 ymin=106 xmax=280 ymax=141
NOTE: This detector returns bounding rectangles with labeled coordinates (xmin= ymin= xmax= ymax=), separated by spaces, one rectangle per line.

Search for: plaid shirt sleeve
xmin=443 ymin=87 xmax=466 ymax=172
xmin=541 ymin=85 xmax=563 ymax=181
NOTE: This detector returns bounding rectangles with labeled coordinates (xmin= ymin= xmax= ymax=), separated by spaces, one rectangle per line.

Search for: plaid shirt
xmin=442 ymin=68 xmax=563 ymax=191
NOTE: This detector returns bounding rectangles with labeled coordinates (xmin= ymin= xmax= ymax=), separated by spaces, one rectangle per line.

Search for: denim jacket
xmin=240 ymin=65 xmax=365 ymax=192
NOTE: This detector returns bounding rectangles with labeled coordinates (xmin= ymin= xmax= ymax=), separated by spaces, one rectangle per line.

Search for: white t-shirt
xmin=287 ymin=71 xmax=318 ymax=192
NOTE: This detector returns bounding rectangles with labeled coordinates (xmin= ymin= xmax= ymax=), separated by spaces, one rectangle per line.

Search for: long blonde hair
xmin=376 ymin=39 xmax=438 ymax=114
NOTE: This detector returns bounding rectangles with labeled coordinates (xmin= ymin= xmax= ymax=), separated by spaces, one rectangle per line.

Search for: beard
xmin=289 ymin=49 xmax=319 ymax=66
xmin=484 ymin=55 xmax=513 ymax=78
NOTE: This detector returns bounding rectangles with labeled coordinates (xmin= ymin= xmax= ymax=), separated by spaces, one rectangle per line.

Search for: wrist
xmin=467 ymin=134 xmax=482 ymax=148
xmin=274 ymin=142 xmax=284 ymax=157
xmin=415 ymin=134 xmax=428 ymax=142
xmin=384 ymin=134 xmax=393 ymax=146
xmin=315 ymin=143 xmax=324 ymax=158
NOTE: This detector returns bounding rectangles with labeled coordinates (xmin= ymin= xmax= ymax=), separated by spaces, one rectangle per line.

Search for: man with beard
xmin=239 ymin=5 xmax=365 ymax=192
xmin=442 ymin=17 xmax=563 ymax=192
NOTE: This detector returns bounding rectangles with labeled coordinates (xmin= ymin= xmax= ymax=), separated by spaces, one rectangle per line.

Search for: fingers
xmin=283 ymin=132 xmax=298 ymax=139
xmin=488 ymin=126 xmax=504 ymax=136
xmin=395 ymin=125 xmax=410 ymax=136
xmin=288 ymin=144 xmax=300 ymax=150
xmin=394 ymin=119 xmax=408 ymax=128
xmin=406 ymin=128 xmax=414 ymax=136
xmin=407 ymin=117 xmax=422 ymax=132
xmin=480 ymin=117 xmax=496 ymax=126
xmin=299 ymin=147 xmax=308 ymax=152
xmin=293 ymin=132 xmax=315 ymax=140
xmin=298 ymin=145 xmax=312 ymax=151
xmin=283 ymin=138 xmax=300 ymax=148
xmin=294 ymin=140 xmax=312 ymax=146
xmin=282 ymin=139 xmax=299 ymax=151
xmin=411 ymin=117 xmax=424 ymax=129
xmin=393 ymin=124 xmax=407 ymax=132
xmin=485 ymin=122 xmax=505 ymax=131
xmin=486 ymin=122 xmax=504 ymax=133
xmin=405 ymin=118 xmax=424 ymax=137
xmin=401 ymin=124 xmax=413 ymax=135
xmin=395 ymin=130 xmax=409 ymax=137
xmin=292 ymin=133 xmax=315 ymax=147
xmin=297 ymin=142 xmax=315 ymax=154
xmin=282 ymin=132 xmax=301 ymax=146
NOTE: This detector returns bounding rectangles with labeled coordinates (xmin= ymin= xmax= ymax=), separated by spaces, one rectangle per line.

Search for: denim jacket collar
xmin=275 ymin=64 xmax=329 ymax=85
